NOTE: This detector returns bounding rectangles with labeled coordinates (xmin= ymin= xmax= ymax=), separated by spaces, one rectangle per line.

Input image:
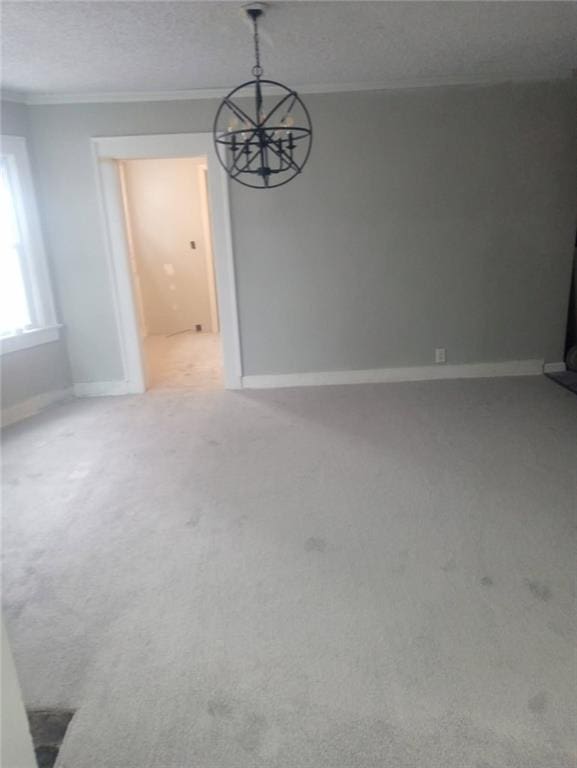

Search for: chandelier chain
xmin=251 ymin=12 xmax=263 ymax=79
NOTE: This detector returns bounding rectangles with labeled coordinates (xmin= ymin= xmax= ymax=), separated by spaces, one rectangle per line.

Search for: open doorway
xmin=94 ymin=133 xmax=242 ymax=393
xmin=118 ymin=156 xmax=222 ymax=390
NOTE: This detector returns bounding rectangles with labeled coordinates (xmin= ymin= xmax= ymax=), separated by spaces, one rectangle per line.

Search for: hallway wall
xmin=122 ymin=157 xmax=213 ymax=336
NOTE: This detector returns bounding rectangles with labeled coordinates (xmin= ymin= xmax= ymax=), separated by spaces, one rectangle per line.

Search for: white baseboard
xmin=1 ymin=387 xmax=72 ymax=428
xmin=543 ymin=362 xmax=566 ymax=374
xmin=73 ymin=380 xmax=136 ymax=397
xmin=2 ymin=380 xmax=138 ymax=424
xmin=242 ymin=359 xmax=545 ymax=390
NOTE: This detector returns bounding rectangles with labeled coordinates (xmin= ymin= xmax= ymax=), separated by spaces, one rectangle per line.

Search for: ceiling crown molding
xmin=4 ymin=71 xmax=574 ymax=106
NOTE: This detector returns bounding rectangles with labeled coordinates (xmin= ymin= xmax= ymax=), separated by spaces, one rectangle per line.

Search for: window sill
xmin=0 ymin=325 xmax=62 ymax=356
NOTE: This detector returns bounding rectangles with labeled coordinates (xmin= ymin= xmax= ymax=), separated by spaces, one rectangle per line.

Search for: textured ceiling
xmin=2 ymin=1 xmax=577 ymax=97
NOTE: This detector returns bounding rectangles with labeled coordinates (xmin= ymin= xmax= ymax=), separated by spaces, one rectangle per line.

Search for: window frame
xmin=0 ymin=135 xmax=60 ymax=355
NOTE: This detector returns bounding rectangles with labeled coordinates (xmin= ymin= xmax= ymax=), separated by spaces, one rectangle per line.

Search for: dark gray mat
xmin=27 ymin=710 xmax=74 ymax=768
xmin=546 ymin=370 xmax=577 ymax=395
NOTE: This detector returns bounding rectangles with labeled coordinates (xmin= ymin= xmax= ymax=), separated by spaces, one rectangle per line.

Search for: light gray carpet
xmin=2 ymin=377 xmax=576 ymax=768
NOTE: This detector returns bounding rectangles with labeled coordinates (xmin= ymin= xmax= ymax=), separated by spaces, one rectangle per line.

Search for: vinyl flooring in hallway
xmin=144 ymin=331 xmax=223 ymax=390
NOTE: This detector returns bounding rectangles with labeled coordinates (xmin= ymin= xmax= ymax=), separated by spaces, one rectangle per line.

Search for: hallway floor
xmin=2 ymin=377 xmax=576 ymax=767
xmin=144 ymin=331 xmax=223 ymax=390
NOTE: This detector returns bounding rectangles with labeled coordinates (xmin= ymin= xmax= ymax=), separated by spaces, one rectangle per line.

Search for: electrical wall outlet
xmin=435 ymin=348 xmax=446 ymax=364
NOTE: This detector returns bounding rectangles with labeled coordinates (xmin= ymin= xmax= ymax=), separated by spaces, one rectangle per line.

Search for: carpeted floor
xmin=2 ymin=376 xmax=576 ymax=767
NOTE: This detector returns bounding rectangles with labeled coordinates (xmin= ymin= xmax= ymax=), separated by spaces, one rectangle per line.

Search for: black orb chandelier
xmin=213 ymin=3 xmax=312 ymax=189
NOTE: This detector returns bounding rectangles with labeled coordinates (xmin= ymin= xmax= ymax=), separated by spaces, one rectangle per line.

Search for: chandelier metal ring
xmin=213 ymin=79 xmax=313 ymax=189
xmin=212 ymin=4 xmax=313 ymax=189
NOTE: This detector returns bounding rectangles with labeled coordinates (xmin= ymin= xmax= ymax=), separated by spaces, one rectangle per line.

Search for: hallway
xmin=144 ymin=332 xmax=223 ymax=390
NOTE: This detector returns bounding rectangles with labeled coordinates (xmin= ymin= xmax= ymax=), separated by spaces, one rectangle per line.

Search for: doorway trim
xmin=92 ymin=133 xmax=242 ymax=390
xmin=198 ymin=163 xmax=220 ymax=335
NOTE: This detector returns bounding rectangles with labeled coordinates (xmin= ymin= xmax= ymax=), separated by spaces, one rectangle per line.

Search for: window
xmin=1 ymin=157 xmax=32 ymax=335
xmin=0 ymin=136 xmax=59 ymax=354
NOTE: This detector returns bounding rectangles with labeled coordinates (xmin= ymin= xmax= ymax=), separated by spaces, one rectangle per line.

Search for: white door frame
xmin=198 ymin=163 xmax=220 ymax=334
xmin=92 ymin=133 xmax=243 ymax=391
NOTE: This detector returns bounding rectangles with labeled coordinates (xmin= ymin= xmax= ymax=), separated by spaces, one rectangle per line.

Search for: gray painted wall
xmin=10 ymin=81 xmax=577 ymax=382
xmin=1 ymin=100 xmax=71 ymax=410
xmin=1 ymin=99 xmax=29 ymax=135
xmin=1 ymin=340 xmax=71 ymax=408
